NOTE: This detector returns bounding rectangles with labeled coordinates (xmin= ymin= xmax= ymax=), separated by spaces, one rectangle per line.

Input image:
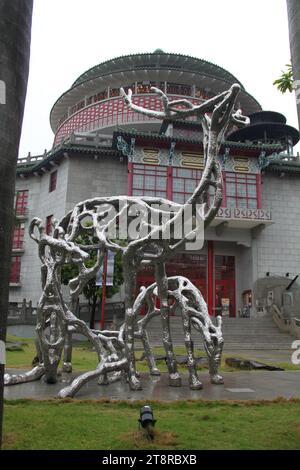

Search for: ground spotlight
xmin=139 ymin=405 xmax=156 ymax=440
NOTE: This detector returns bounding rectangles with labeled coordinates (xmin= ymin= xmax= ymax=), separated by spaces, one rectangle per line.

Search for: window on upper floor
xmin=49 ymin=170 xmax=57 ymax=193
xmin=15 ymin=190 xmax=28 ymax=216
xmin=131 ymin=164 xmax=168 ymax=199
xmin=46 ymin=215 xmax=53 ymax=235
xmin=129 ymin=164 xmax=260 ymax=210
xmin=172 ymin=168 xmax=203 ymax=205
xmin=12 ymin=223 xmax=25 ymax=250
xmin=225 ymin=172 xmax=258 ymax=209
xmin=10 ymin=256 xmax=21 ymax=284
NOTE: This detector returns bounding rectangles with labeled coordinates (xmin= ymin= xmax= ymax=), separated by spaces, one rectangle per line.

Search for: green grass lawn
xmin=4 ymin=335 xmax=300 ymax=450
xmin=3 ymin=398 xmax=300 ymax=450
xmin=6 ymin=334 xmax=300 ymax=372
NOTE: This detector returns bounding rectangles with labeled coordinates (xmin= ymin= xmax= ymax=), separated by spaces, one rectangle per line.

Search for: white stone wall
xmin=65 ymin=155 xmax=127 ymax=212
xmin=10 ymin=155 xmax=127 ymax=305
xmin=10 ymin=159 xmax=70 ymax=305
xmin=256 ymin=172 xmax=300 ymax=279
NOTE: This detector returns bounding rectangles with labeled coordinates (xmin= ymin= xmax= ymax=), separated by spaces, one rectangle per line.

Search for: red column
xmin=127 ymin=162 xmax=133 ymax=195
xmin=256 ymin=174 xmax=262 ymax=209
xmin=100 ymin=251 xmax=108 ymax=330
xmin=221 ymin=171 xmax=226 ymax=208
xmin=207 ymin=240 xmax=214 ymax=316
xmin=167 ymin=166 xmax=173 ymax=200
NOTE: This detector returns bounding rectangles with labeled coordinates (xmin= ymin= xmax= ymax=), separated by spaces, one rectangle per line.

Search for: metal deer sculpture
xmin=5 ymin=84 xmax=249 ymax=396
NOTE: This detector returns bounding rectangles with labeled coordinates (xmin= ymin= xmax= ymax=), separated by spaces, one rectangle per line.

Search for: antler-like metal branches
xmin=6 ymin=84 xmax=249 ymax=396
xmin=120 ymin=85 xmax=231 ymax=121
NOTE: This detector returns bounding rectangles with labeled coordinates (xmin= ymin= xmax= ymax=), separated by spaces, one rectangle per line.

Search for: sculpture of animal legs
xmin=62 ymin=328 xmax=73 ymax=373
xmin=123 ymin=251 xmax=142 ymax=390
xmin=155 ymin=263 xmax=181 ymax=386
xmin=132 ymin=276 xmax=224 ymax=389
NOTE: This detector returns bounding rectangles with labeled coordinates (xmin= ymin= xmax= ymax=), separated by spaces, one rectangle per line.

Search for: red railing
xmin=54 ymin=94 xmax=203 ymax=146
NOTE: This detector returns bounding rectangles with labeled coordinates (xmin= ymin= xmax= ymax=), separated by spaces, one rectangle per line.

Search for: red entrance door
xmin=214 ymin=255 xmax=236 ymax=317
xmin=166 ymin=253 xmax=207 ymax=302
xmin=136 ymin=253 xmax=207 ymax=315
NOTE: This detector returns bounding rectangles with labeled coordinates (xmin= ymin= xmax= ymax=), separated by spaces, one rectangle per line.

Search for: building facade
xmin=10 ymin=51 xmax=300 ymax=321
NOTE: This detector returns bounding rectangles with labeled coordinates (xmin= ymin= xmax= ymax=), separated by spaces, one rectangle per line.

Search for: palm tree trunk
xmin=287 ymin=0 xmax=300 ymax=129
xmin=0 ymin=0 xmax=33 ymax=448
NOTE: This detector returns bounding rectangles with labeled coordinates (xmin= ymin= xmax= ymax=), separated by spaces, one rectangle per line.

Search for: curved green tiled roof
xmin=72 ymin=52 xmax=245 ymax=89
xmin=50 ymin=52 xmax=262 ymax=133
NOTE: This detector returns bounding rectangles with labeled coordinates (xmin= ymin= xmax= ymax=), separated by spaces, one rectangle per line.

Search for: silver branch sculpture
xmin=5 ymin=84 xmax=248 ymax=396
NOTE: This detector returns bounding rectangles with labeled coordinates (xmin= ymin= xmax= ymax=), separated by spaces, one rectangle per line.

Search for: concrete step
xmin=143 ymin=314 xmax=293 ymax=350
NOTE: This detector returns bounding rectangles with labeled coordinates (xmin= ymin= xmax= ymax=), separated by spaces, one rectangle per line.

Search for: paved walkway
xmin=4 ymin=369 xmax=300 ymax=401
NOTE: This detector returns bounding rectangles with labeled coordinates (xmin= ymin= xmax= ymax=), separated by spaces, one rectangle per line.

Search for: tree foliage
xmin=273 ymin=64 xmax=294 ymax=93
xmin=61 ymin=230 xmax=123 ymax=326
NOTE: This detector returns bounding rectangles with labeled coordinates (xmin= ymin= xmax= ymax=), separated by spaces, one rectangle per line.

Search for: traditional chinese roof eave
xmin=265 ymin=161 xmax=300 ymax=174
xmin=113 ymin=129 xmax=286 ymax=154
xmin=16 ymin=145 xmax=122 ymax=176
xmin=72 ymin=52 xmax=244 ymax=89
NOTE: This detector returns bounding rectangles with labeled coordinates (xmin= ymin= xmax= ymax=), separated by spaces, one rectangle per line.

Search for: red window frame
xmin=49 ymin=170 xmax=57 ymax=193
xmin=12 ymin=224 xmax=25 ymax=250
xmin=15 ymin=190 xmax=28 ymax=216
xmin=224 ymin=172 xmax=259 ymax=209
xmin=46 ymin=215 xmax=53 ymax=235
xmin=172 ymin=167 xmax=202 ymax=204
xmin=129 ymin=164 xmax=261 ymax=212
xmin=131 ymin=163 xmax=168 ymax=199
xmin=10 ymin=256 xmax=21 ymax=283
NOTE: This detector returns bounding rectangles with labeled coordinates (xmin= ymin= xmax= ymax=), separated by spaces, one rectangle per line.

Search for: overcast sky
xmin=19 ymin=0 xmax=299 ymax=157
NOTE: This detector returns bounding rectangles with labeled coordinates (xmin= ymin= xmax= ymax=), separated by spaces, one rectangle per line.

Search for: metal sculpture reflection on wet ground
xmin=5 ymin=84 xmax=248 ymax=397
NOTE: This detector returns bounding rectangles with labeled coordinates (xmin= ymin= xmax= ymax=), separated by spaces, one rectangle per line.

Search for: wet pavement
xmin=4 ymin=369 xmax=300 ymax=401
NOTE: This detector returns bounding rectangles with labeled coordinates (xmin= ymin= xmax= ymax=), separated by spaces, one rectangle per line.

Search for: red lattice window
xmin=12 ymin=224 xmax=25 ymax=250
xmin=172 ymin=168 xmax=202 ymax=204
xmin=15 ymin=190 xmax=28 ymax=216
xmin=225 ymin=172 xmax=258 ymax=209
xmin=46 ymin=215 xmax=53 ymax=235
xmin=131 ymin=164 xmax=168 ymax=199
xmin=49 ymin=170 xmax=57 ymax=193
xmin=10 ymin=256 xmax=21 ymax=283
